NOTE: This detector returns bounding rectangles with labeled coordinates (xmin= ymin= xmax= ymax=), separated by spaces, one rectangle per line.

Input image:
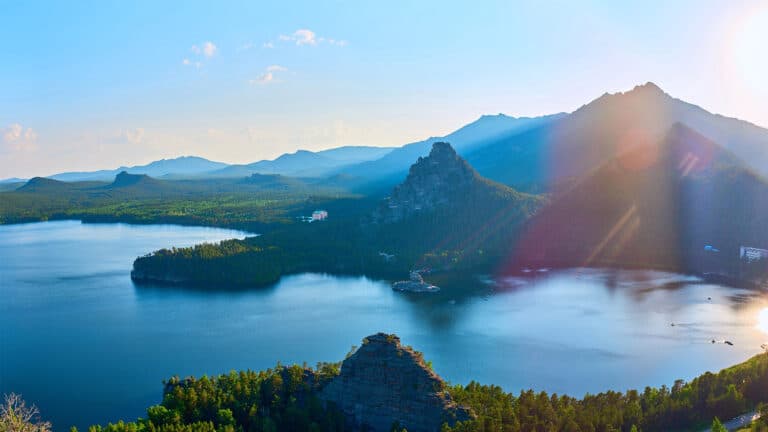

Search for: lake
xmin=1 ymin=221 xmax=767 ymax=431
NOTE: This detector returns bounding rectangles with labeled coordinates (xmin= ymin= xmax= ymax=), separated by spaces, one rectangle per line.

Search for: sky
xmin=1 ymin=0 xmax=767 ymax=178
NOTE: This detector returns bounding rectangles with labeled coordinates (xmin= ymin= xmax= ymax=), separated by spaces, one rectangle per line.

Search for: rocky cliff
xmin=320 ymin=333 xmax=471 ymax=432
xmin=374 ymin=142 xmax=479 ymax=223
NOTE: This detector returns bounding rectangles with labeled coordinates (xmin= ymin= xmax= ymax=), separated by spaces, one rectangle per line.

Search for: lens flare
xmin=732 ymin=7 xmax=768 ymax=97
xmin=757 ymin=308 xmax=768 ymax=335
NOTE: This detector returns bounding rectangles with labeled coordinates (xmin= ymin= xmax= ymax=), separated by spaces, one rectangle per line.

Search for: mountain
xmin=16 ymin=177 xmax=84 ymax=193
xmin=49 ymin=156 xmax=229 ymax=182
xmin=209 ymin=146 xmax=394 ymax=179
xmin=319 ymin=333 xmax=471 ymax=431
xmin=240 ymin=173 xmax=309 ymax=190
xmin=367 ymin=142 xmax=544 ymax=272
xmin=316 ymin=145 xmax=394 ymax=163
xmin=336 ymin=113 xmax=566 ymax=191
xmin=465 ymin=82 xmax=768 ymax=190
xmin=109 ymin=171 xmax=164 ymax=189
xmin=212 ymin=150 xmax=337 ymax=178
xmin=0 ymin=177 xmax=26 ymax=184
xmin=505 ymin=123 xmax=768 ymax=276
xmin=131 ymin=142 xmax=544 ymax=286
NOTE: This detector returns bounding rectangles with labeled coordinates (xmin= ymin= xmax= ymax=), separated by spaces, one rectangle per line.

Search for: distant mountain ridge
xmin=336 ymin=113 xmax=566 ymax=191
xmin=208 ymin=146 xmax=394 ymax=178
xmin=42 ymin=147 xmax=395 ymax=182
xmin=23 ymin=82 xmax=768 ymax=195
xmin=48 ymin=156 xmax=229 ymax=182
xmin=464 ymin=82 xmax=768 ymax=190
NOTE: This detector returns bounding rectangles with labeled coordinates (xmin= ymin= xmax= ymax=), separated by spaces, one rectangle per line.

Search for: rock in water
xmin=320 ymin=333 xmax=471 ymax=432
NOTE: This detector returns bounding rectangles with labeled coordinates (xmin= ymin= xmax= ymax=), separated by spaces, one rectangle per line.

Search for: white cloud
xmin=274 ymin=29 xmax=346 ymax=47
xmin=120 ymin=128 xmax=145 ymax=145
xmin=249 ymin=65 xmax=288 ymax=85
xmin=294 ymin=29 xmax=317 ymax=46
xmin=262 ymin=41 xmax=274 ymax=49
xmin=2 ymin=123 xmax=38 ymax=152
xmin=202 ymin=41 xmax=217 ymax=57
xmin=3 ymin=123 xmax=22 ymax=142
xmin=24 ymin=128 xmax=38 ymax=142
xmin=184 ymin=41 xmax=217 ymax=68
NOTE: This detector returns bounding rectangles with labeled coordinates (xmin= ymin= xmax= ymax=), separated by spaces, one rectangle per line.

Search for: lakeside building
xmin=312 ymin=210 xmax=328 ymax=221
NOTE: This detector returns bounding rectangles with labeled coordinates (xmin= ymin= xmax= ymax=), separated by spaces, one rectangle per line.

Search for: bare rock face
xmin=319 ymin=333 xmax=471 ymax=432
xmin=374 ymin=142 xmax=478 ymax=223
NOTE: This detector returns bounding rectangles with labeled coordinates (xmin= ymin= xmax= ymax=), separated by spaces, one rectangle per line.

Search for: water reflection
xmin=2 ymin=222 xmax=768 ymax=431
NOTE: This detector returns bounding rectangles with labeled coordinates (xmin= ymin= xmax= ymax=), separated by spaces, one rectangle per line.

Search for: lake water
xmin=2 ymin=221 xmax=768 ymax=430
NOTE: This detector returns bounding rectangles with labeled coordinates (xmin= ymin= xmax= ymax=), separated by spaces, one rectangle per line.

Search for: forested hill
xmin=505 ymin=123 xmax=768 ymax=279
xmin=83 ymin=333 xmax=768 ymax=432
xmin=0 ymin=172 xmax=353 ymax=229
xmin=131 ymin=142 xmax=543 ymax=287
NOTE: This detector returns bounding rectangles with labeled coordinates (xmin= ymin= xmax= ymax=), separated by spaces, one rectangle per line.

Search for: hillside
xmin=83 ymin=334 xmax=768 ymax=432
xmin=466 ymin=82 xmax=768 ymax=190
xmin=336 ymin=113 xmax=565 ymax=192
xmin=0 ymin=172 xmax=350 ymax=228
xmin=131 ymin=142 xmax=543 ymax=286
xmin=505 ymin=123 xmax=768 ymax=277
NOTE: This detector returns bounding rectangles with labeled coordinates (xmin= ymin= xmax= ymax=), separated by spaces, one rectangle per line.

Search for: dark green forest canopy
xmin=0 ymin=175 xmax=359 ymax=232
xmin=130 ymin=180 xmax=545 ymax=287
xmin=82 ymin=350 xmax=768 ymax=432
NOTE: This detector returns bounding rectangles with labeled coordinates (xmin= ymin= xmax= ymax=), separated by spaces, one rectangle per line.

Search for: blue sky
xmin=1 ymin=0 xmax=767 ymax=178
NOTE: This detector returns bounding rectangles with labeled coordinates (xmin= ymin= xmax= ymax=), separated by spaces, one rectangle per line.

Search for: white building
xmin=312 ymin=210 xmax=328 ymax=221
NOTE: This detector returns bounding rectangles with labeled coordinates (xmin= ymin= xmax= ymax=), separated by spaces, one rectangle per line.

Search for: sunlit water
xmin=1 ymin=221 xmax=767 ymax=430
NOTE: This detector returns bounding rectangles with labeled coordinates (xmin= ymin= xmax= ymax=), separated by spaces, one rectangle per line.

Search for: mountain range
xmin=208 ymin=146 xmax=395 ymax=179
xmin=14 ymin=146 xmax=392 ymax=184
xmin=6 ymin=82 xmax=768 ymax=205
xmin=460 ymin=82 xmax=768 ymax=191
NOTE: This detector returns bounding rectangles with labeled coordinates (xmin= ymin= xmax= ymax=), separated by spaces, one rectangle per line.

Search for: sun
xmin=731 ymin=6 xmax=768 ymax=97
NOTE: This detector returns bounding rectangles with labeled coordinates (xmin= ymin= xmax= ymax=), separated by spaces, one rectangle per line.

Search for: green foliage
xmin=711 ymin=417 xmax=727 ymax=432
xmin=130 ymin=178 xmax=543 ymax=287
xmin=0 ymin=176 xmax=355 ymax=232
xmin=442 ymin=352 xmax=768 ymax=432
xmin=83 ymin=353 xmax=768 ymax=432
xmin=88 ymin=363 xmax=345 ymax=432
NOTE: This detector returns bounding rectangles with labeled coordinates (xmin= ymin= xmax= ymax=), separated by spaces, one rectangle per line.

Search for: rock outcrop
xmin=374 ymin=142 xmax=479 ymax=223
xmin=111 ymin=171 xmax=159 ymax=188
xmin=320 ymin=333 xmax=471 ymax=432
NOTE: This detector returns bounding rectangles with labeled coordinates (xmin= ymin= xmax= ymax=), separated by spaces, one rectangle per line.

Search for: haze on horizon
xmin=2 ymin=0 xmax=767 ymax=179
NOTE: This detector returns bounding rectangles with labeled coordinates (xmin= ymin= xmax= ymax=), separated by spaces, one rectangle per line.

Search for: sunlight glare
xmin=757 ymin=308 xmax=768 ymax=335
xmin=733 ymin=7 xmax=768 ymax=97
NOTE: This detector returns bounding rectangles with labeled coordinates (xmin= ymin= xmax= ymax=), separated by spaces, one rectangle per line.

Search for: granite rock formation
xmin=320 ymin=333 xmax=471 ymax=432
xmin=374 ymin=142 xmax=479 ymax=223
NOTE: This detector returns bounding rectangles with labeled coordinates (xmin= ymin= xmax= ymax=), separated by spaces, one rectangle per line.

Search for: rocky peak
xmin=632 ymin=81 xmax=665 ymax=94
xmin=320 ymin=333 xmax=471 ymax=432
xmin=111 ymin=171 xmax=155 ymax=188
xmin=374 ymin=142 xmax=478 ymax=223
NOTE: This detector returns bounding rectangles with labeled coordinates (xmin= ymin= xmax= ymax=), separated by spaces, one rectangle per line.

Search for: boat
xmin=392 ymin=271 xmax=440 ymax=293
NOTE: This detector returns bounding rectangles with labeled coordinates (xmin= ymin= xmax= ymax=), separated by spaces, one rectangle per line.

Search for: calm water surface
xmin=2 ymin=221 xmax=768 ymax=430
